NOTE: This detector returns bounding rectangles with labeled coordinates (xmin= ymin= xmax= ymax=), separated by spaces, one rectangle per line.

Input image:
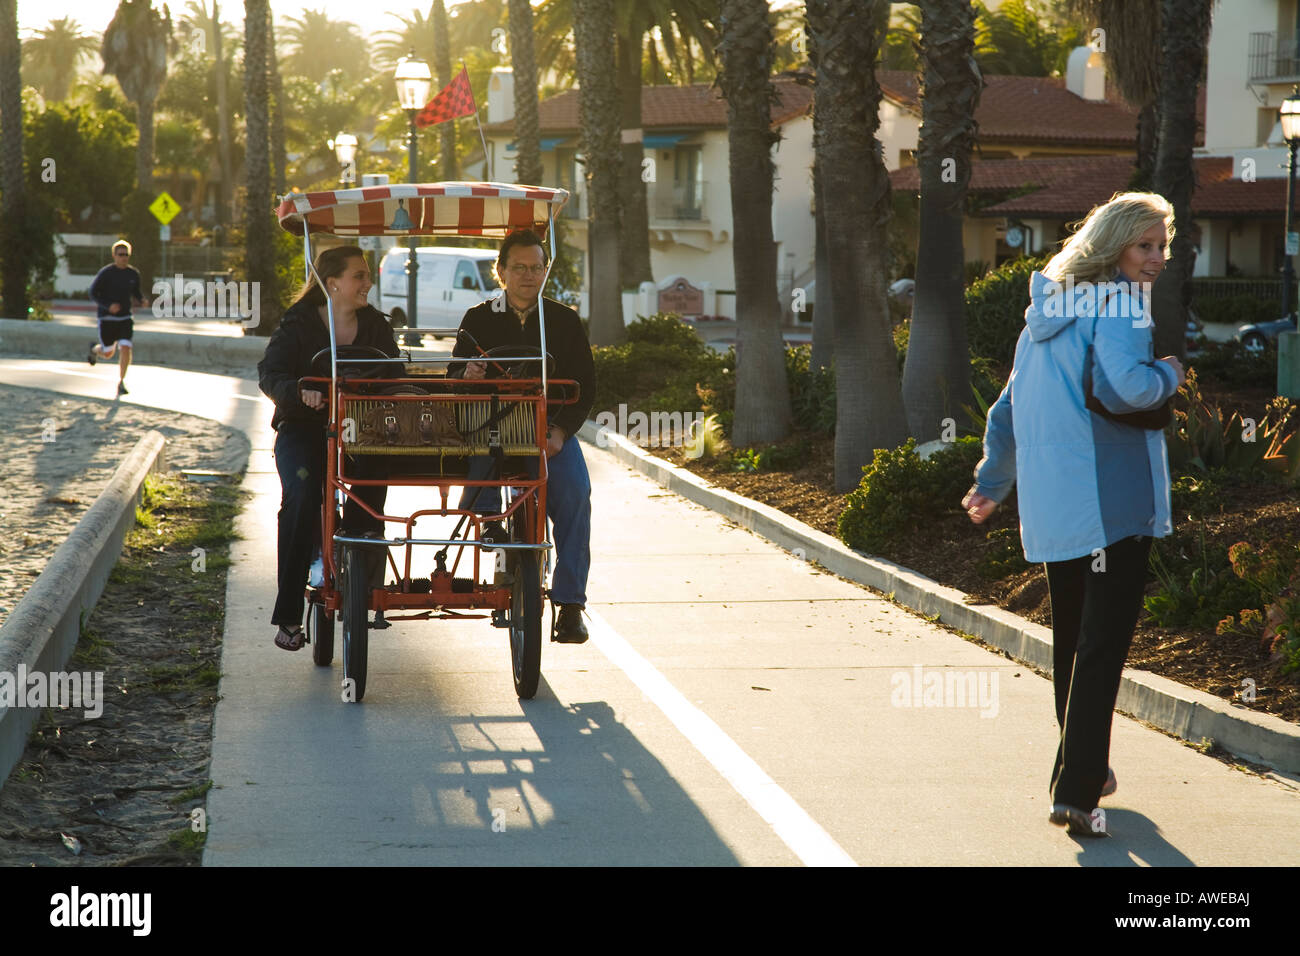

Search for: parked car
xmin=1236 ymin=316 xmax=1296 ymax=355
xmin=377 ymin=246 xmax=499 ymax=340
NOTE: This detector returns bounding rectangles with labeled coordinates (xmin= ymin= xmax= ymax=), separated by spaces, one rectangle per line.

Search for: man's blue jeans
xmin=457 ymin=435 xmax=591 ymax=607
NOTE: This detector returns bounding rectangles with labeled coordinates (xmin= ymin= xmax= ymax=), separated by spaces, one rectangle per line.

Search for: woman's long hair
xmin=291 ymin=245 xmax=366 ymax=309
xmin=1043 ymin=192 xmax=1175 ymax=285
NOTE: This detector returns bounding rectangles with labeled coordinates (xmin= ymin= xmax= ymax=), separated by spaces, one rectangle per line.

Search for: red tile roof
xmin=878 ymin=70 xmax=1205 ymax=149
xmin=484 ymin=77 xmax=813 ymax=134
xmin=910 ymin=154 xmax=1282 ymax=219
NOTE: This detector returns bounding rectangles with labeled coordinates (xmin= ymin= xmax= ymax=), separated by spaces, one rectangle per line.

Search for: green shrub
xmin=964 ymin=254 xmax=1049 ymax=366
xmin=1189 ymin=339 xmax=1277 ymax=391
xmin=591 ymin=313 xmax=732 ymax=417
xmin=1191 ymin=294 xmax=1279 ymax=328
xmin=785 ymin=345 xmax=836 ymax=436
xmin=978 ymin=526 xmax=1031 ymax=580
xmin=1219 ymin=542 xmax=1300 ymax=674
xmin=838 ymin=436 xmax=984 ymax=554
xmin=1145 ymin=531 xmax=1264 ymax=631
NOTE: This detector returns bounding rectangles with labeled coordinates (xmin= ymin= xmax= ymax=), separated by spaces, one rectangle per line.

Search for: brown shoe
xmin=274 ymin=625 xmax=305 ymax=651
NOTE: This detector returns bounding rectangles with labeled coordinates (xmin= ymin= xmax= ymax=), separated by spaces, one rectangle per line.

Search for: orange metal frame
xmin=309 ymin=372 xmax=579 ymax=621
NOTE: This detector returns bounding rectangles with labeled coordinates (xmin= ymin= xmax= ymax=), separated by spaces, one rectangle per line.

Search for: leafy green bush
xmin=964 ymin=254 xmax=1048 ymax=365
xmin=1167 ymin=369 xmax=1295 ymax=476
xmin=785 ymin=345 xmax=836 ymax=436
xmin=592 ymin=313 xmax=732 ymax=418
xmin=1220 ymin=541 xmax=1300 ymax=674
xmin=978 ymin=526 xmax=1031 ymax=580
xmin=838 ymin=436 xmax=984 ymax=554
xmin=1189 ymin=339 xmax=1277 ymax=391
xmin=1191 ymin=294 xmax=1279 ymax=328
xmin=1145 ymin=532 xmax=1263 ymax=631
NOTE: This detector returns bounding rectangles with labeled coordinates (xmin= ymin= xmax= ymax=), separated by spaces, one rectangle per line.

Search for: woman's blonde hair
xmin=1043 ymin=191 xmax=1175 ymax=285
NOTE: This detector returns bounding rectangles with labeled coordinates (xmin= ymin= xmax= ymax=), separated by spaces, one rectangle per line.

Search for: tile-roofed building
xmin=483 ymin=76 xmax=813 ymax=136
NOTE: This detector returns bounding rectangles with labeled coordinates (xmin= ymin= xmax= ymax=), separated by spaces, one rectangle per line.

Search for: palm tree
xmin=279 ymin=9 xmax=369 ymax=84
xmin=573 ymin=0 xmax=625 ymax=345
xmin=22 ymin=18 xmax=100 ymax=102
xmin=807 ymin=0 xmax=907 ymax=492
xmin=537 ymin=0 xmax=717 ymax=287
xmin=243 ymin=0 xmax=278 ymax=333
xmin=718 ymin=0 xmax=793 ymax=445
xmin=178 ymin=1 xmax=237 ymax=225
xmin=102 ymin=0 xmax=174 ymax=286
xmin=268 ymin=6 xmax=287 ymax=198
xmin=432 ymin=0 xmax=459 ymax=180
xmin=1064 ymin=0 xmax=1162 ymax=185
xmin=508 ymin=0 xmax=544 ymax=186
xmin=901 ymin=0 xmax=982 ymax=441
xmin=1151 ymin=0 xmax=1214 ymax=361
xmin=0 ymin=0 xmax=28 ymax=318
xmin=374 ymin=7 xmax=439 ymax=68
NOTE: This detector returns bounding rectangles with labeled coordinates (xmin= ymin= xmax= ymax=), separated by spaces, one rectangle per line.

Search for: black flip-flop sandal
xmin=274 ymin=625 xmax=305 ymax=651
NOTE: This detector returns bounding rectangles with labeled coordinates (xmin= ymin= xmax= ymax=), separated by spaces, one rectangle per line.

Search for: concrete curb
xmin=0 ymin=317 xmax=266 ymax=371
xmin=0 ymin=317 xmax=458 ymax=374
xmin=577 ymin=420 xmax=1300 ymax=774
xmin=0 ymin=431 xmax=168 ymax=791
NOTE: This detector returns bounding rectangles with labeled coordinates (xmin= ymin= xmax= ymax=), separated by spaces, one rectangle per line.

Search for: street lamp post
xmin=1280 ymin=87 xmax=1300 ymax=325
xmin=329 ymin=132 xmax=359 ymax=186
xmin=394 ymin=52 xmax=432 ymax=339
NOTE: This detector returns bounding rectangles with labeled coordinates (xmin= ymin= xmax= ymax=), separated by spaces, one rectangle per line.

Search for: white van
xmin=377 ymin=246 xmax=500 ymax=339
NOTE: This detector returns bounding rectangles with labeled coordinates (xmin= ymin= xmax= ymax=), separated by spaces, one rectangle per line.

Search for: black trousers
xmin=271 ymin=420 xmax=387 ymax=626
xmin=1044 ymin=534 xmax=1153 ymax=810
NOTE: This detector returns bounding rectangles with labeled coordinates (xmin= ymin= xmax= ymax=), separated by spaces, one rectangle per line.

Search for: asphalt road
xmin=4 ymin=355 xmax=1298 ymax=867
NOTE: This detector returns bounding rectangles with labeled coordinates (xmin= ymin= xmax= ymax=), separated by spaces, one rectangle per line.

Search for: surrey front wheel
xmin=341 ymin=545 xmax=370 ymax=702
xmin=309 ymin=601 xmax=334 ymax=666
xmin=508 ymin=549 xmax=543 ymax=699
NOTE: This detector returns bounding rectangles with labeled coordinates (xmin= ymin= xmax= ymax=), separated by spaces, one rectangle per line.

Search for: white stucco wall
xmin=1205 ymin=0 xmax=1290 ymax=151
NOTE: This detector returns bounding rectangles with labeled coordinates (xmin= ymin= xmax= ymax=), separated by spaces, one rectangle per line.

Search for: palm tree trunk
xmin=433 ymin=0 xmax=458 ymax=180
xmin=213 ymin=0 xmax=234 ymax=225
xmin=267 ymin=6 xmax=287 ymax=198
xmin=508 ymin=0 xmax=544 ymax=186
xmin=810 ymin=155 xmax=834 ymax=371
xmin=719 ymin=0 xmax=792 ymax=445
xmin=574 ymin=0 xmax=625 ymax=346
xmin=617 ymin=31 xmax=654 ymax=287
xmin=0 ymin=0 xmax=28 ymax=318
xmin=243 ymin=0 xmax=277 ymax=334
xmin=1151 ymin=0 xmax=1212 ymax=361
xmin=808 ymin=0 xmax=907 ymax=491
xmin=901 ymin=0 xmax=980 ymax=440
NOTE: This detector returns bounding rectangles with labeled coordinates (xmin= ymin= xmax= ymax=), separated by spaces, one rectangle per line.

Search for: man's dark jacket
xmin=258 ymin=300 xmax=400 ymax=430
xmin=450 ymin=295 xmax=595 ymax=438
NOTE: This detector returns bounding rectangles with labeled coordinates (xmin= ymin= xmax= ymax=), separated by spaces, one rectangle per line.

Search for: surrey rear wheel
xmin=508 ymin=548 xmax=543 ymax=699
xmin=341 ymin=545 xmax=370 ymax=702
xmin=309 ymin=601 xmax=334 ymax=666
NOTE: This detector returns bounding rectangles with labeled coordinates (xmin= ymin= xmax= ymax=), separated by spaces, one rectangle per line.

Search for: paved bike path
xmin=5 ymin=356 xmax=1298 ymax=866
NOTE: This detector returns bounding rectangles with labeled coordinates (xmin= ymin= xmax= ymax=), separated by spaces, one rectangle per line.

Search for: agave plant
xmin=1166 ymin=369 xmax=1298 ymax=477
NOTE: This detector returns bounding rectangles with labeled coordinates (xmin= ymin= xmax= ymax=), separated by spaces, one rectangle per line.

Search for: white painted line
xmin=585 ymin=607 xmax=858 ymax=867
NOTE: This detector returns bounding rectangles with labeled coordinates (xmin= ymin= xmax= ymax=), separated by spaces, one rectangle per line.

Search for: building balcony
xmin=651 ymin=181 xmax=709 ymax=223
xmin=1249 ymin=31 xmax=1300 ymax=82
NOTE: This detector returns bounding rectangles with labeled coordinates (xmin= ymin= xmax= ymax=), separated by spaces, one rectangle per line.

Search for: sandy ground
xmin=0 ymin=384 xmax=249 ymax=626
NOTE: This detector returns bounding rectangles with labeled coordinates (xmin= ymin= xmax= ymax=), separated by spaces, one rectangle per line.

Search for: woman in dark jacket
xmin=258 ymin=245 xmax=400 ymax=651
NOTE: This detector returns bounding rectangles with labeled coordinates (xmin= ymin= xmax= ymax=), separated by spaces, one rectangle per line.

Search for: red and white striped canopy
xmin=276 ymin=182 xmax=570 ymax=237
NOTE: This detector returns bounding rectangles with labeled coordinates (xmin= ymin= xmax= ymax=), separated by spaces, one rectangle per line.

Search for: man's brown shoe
xmin=552 ymin=604 xmax=588 ymax=644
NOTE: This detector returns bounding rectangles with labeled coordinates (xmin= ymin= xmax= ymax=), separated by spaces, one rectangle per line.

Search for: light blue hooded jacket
xmin=973 ymin=270 xmax=1180 ymax=563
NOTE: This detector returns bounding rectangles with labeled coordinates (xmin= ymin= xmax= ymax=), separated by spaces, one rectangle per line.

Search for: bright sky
xmin=18 ymin=1 xmax=479 ymax=41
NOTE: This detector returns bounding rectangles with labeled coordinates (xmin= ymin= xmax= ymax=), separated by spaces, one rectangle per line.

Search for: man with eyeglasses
xmin=450 ymin=228 xmax=596 ymax=644
xmin=87 ymin=239 xmax=149 ymax=395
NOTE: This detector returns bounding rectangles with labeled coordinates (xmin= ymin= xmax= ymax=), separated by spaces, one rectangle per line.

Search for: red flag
xmin=414 ymin=66 xmax=477 ymax=128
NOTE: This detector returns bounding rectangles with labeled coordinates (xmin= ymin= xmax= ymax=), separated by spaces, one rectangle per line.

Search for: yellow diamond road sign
xmin=149 ymin=192 xmax=180 ymax=225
